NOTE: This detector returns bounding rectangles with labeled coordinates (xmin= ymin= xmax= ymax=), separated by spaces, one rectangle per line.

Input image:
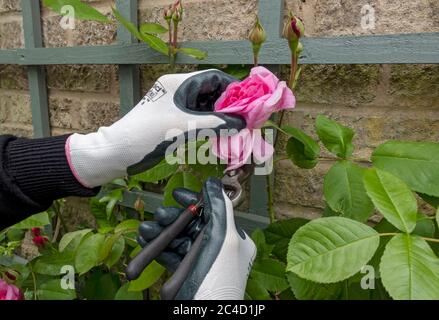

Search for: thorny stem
xmin=253 ymin=54 xmax=259 ymax=67
xmin=266 ymin=174 xmax=275 ymax=223
xmin=29 ymin=265 xmax=38 ymax=300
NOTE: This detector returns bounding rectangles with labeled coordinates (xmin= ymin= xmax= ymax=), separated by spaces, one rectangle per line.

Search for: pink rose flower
xmin=212 ymin=66 xmax=295 ymax=170
xmin=0 ymin=279 xmax=24 ymax=300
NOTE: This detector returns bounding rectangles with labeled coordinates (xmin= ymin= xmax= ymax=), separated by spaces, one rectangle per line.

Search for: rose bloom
xmin=32 ymin=235 xmax=48 ymax=248
xmin=212 ymin=66 xmax=295 ymax=170
xmin=0 ymin=279 xmax=23 ymax=300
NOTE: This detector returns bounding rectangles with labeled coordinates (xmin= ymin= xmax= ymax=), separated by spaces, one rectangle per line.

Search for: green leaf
xmin=82 ymin=269 xmax=120 ymax=300
xmin=413 ymin=214 xmax=435 ymax=238
xmin=437 ymin=208 xmax=439 ymax=230
xmin=372 ymin=141 xmax=439 ymax=197
xmin=99 ymin=189 xmax=123 ymax=219
xmin=251 ymin=229 xmax=274 ymax=260
xmin=287 ymin=217 xmax=379 ymax=283
xmin=251 ymin=258 xmax=289 ymax=293
xmin=59 ymin=229 xmax=92 ymax=252
xmin=264 ymin=218 xmax=309 ymax=262
xmin=245 ymin=278 xmax=271 ymax=300
xmin=282 ymin=125 xmax=320 ymax=169
xmin=33 ymin=251 xmax=75 ymax=276
xmin=363 ymin=169 xmax=417 ymax=233
xmin=43 ymin=0 xmax=109 ymax=22
xmin=115 ymin=283 xmax=143 ymax=300
xmin=178 ymin=47 xmax=208 ymax=60
xmin=37 ymin=279 xmax=76 ymax=300
xmin=132 ymin=159 xmax=178 ymax=183
xmin=380 ymin=234 xmax=439 ymax=300
xmin=99 ymin=233 xmax=120 ymax=263
xmin=140 ymin=33 xmax=169 ymax=56
xmin=315 ymin=115 xmax=354 ymax=159
xmin=128 ymin=260 xmax=165 ymax=291
xmin=163 ymin=172 xmax=202 ymax=207
xmin=13 ymin=212 xmax=50 ymax=229
xmin=106 ymin=236 xmax=125 ymax=268
xmin=75 ymin=233 xmax=106 ymax=274
xmin=140 ymin=22 xmax=168 ymax=35
xmin=287 ymin=273 xmax=342 ymax=300
xmin=324 ymin=161 xmax=374 ymax=222
xmin=114 ymin=219 xmax=140 ymax=234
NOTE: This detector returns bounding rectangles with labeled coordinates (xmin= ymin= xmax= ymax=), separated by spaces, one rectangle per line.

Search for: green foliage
xmin=380 ymin=234 xmax=439 ymax=300
xmin=140 ymin=23 xmax=168 ymax=35
xmin=132 ymin=158 xmax=178 ymax=183
xmin=363 ymin=169 xmax=417 ymax=233
xmin=324 ymin=161 xmax=374 ymax=222
xmin=75 ymin=233 xmax=106 ymax=274
xmin=283 ymin=125 xmax=320 ymax=169
xmin=13 ymin=212 xmax=50 ymax=229
xmin=128 ymin=261 xmax=165 ymax=292
xmin=115 ymin=283 xmax=143 ymax=300
xmin=315 ymin=115 xmax=354 ymax=159
xmin=287 ymin=273 xmax=342 ymax=300
xmin=37 ymin=279 xmax=76 ymax=300
xmin=287 ymin=217 xmax=380 ymax=283
xmin=178 ymin=47 xmax=208 ymax=60
xmin=43 ymin=0 xmax=110 ymax=22
xmin=372 ymin=141 xmax=439 ymax=197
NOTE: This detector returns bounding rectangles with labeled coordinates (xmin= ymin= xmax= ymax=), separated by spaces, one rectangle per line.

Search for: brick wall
xmin=0 ymin=0 xmax=438 ymax=222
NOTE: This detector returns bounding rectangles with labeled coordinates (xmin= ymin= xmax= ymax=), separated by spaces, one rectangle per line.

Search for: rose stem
xmin=267 ymin=49 xmax=299 ymax=223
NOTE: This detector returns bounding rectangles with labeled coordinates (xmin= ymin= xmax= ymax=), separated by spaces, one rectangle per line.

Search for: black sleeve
xmin=0 ymin=134 xmax=99 ymax=230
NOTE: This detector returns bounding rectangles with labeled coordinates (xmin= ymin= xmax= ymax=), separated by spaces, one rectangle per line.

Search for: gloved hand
xmin=137 ymin=177 xmax=257 ymax=300
xmin=66 ymin=70 xmax=244 ymax=188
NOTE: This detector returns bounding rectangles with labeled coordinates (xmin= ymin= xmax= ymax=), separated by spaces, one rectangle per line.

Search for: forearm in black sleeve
xmin=0 ymin=134 xmax=99 ymax=229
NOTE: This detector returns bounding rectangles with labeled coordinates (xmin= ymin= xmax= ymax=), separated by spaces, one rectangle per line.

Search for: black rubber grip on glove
xmin=126 ymin=201 xmax=202 ymax=281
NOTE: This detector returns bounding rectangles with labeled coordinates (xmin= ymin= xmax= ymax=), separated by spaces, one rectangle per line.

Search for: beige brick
xmin=46 ymin=65 xmax=115 ymax=93
xmin=285 ymin=0 xmax=439 ymax=36
xmin=0 ymin=92 xmax=32 ymax=125
xmin=140 ymin=64 xmax=198 ymax=94
xmin=83 ymin=100 xmax=119 ymax=131
xmin=283 ymin=64 xmax=381 ymax=107
xmin=388 ymin=64 xmax=439 ymax=108
xmin=71 ymin=13 xmax=117 ymax=46
xmin=0 ymin=123 xmax=33 ymax=137
xmin=0 ymin=65 xmax=28 ymax=90
xmin=0 ymin=0 xmax=21 ymax=13
xmin=274 ymin=159 xmax=333 ymax=210
xmin=42 ymin=16 xmax=68 ymax=47
xmin=49 ymin=96 xmax=83 ymax=130
xmin=139 ymin=0 xmax=258 ymax=41
xmin=0 ymin=20 xmax=23 ymax=48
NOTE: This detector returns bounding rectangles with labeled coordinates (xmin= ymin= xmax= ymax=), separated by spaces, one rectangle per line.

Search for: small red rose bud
xmin=32 ymin=235 xmax=48 ymax=248
xmin=4 ymin=271 xmax=17 ymax=282
xmin=31 ymin=227 xmax=41 ymax=237
xmin=283 ymin=11 xmax=305 ymax=51
xmin=172 ymin=0 xmax=183 ymax=22
xmin=248 ymin=16 xmax=266 ymax=55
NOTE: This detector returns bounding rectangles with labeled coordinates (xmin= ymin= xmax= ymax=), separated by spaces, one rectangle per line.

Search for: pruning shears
xmin=125 ymin=164 xmax=254 ymax=298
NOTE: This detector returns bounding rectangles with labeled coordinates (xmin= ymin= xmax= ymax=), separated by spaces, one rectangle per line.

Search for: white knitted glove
xmin=66 ymin=70 xmax=244 ymax=188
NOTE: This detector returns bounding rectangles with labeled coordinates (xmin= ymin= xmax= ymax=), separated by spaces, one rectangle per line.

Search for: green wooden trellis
xmin=1 ymin=0 xmax=439 ymax=231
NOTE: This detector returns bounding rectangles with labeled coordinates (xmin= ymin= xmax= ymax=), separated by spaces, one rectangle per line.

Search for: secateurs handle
xmin=125 ymin=200 xmax=203 ymax=281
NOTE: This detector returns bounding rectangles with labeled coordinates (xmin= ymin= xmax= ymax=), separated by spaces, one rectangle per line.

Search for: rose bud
xmin=31 ymin=227 xmax=41 ymax=237
xmin=32 ymin=235 xmax=49 ymax=248
xmin=248 ymin=16 xmax=266 ymax=56
xmin=134 ymin=197 xmax=145 ymax=214
xmin=164 ymin=6 xmax=174 ymax=22
xmin=283 ymin=12 xmax=305 ymax=50
xmin=4 ymin=271 xmax=17 ymax=282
